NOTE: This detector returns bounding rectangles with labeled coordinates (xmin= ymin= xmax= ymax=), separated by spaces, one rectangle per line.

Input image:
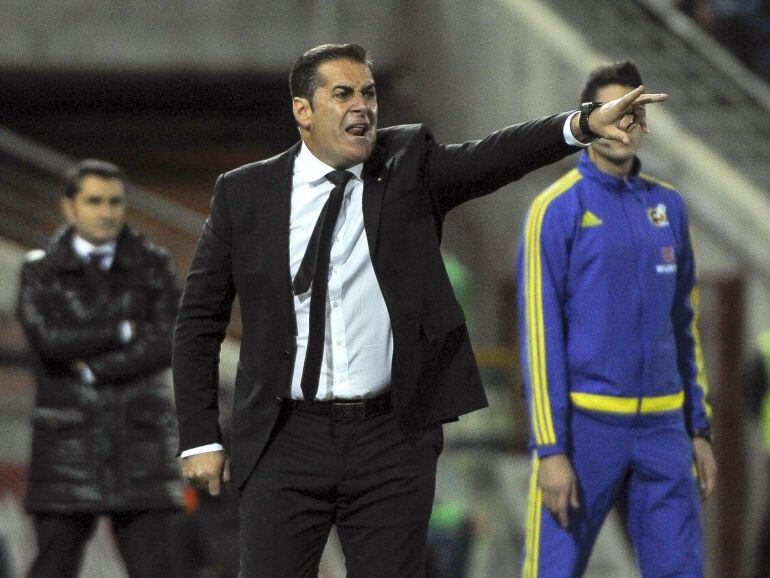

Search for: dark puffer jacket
xmin=17 ymin=225 xmax=184 ymax=513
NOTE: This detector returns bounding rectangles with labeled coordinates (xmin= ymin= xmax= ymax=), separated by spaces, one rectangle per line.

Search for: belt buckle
xmin=331 ymin=400 xmax=365 ymax=420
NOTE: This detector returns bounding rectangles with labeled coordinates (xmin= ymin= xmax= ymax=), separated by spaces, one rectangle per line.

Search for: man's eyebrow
xmin=84 ymin=194 xmax=123 ymax=201
xmin=330 ymin=82 xmax=376 ymax=91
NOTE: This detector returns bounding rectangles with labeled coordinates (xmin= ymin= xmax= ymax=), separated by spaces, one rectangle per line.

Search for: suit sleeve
xmin=517 ymin=194 xmax=572 ymax=457
xmin=672 ymin=206 xmax=712 ymax=435
xmin=86 ymin=253 xmax=180 ymax=383
xmin=16 ymin=261 xmax=128 ymax=363
xmin=173 ymin=174 xmax=237 ymax=452
xmin=424 ymin=112 xmax=579 ymax=215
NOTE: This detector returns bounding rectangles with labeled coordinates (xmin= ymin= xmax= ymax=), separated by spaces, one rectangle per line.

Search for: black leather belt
xmin=284 ymin=391 xmax=392 ymax=420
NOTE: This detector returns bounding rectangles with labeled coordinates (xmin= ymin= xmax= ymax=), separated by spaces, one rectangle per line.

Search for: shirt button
xmin=332 ymin=301 xmax=339 ymax=308
xmin=336 ymin=339 xmax=342 ymax=346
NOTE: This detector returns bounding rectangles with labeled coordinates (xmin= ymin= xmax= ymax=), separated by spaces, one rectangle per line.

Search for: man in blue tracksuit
xmin=517 ymin=61 xmax=717 ymax=577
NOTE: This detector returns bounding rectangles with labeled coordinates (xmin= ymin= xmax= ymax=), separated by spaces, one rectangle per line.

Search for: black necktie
xmin=85 ymin=251 xmax=109 ymax=274
xmin=293 ymin=169 xmax=353 ymax=401
xmin=83 ymin=251 xmax=110 ymax=289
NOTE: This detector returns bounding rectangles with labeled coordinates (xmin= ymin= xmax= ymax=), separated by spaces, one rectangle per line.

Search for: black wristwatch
xmin=579 ymin=101 xmax=603 ymax=139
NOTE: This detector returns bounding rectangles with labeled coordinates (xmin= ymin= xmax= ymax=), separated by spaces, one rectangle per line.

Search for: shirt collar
xmin=72 ymin=234 xmax=117 ymax=261
xmin=577 ymin=150 xmax=642 ymax=191
xmin=295 ymin=142 xmax=364 ymax=187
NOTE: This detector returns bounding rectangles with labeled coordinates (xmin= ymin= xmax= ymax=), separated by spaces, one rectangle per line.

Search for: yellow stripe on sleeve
xmin=523 ymin=169 xmax=581 ymax=446
xmin=686 ymin=227 xmax=711 ymax=421
xmin=523 ymin=454 xmax=542 ymax=578
xmin=689 ymin=283 xmax=712 ymax=420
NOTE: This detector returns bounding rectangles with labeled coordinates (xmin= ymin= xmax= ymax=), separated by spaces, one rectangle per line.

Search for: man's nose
xmin=350 ymin=92 xmax=369 ymax=112
xmin=100 ymin=203 xmax=116 ymax=219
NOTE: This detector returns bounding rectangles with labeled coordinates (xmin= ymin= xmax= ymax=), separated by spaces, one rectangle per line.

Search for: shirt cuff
xmin=563 ymin=111 xmax=597 ymax=147
xmin=118 ymin=320 xmax=134 ymax=344
xmin=80 ymin=364 xmax=97 ymax=385
xmin=181 ymin=443 xmax=225 ymax=458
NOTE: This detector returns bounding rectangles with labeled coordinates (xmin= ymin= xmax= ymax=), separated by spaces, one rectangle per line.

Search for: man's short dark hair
xmin=289 ymin=43 xmax=372 ymax=103
xmin=64 ymin=159 xmax=126 ymax=198
xmin=580 ymin=60 xmax=643 ymax=103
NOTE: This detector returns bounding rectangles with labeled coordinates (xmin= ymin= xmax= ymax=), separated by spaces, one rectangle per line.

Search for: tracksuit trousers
xmin=523 ymin=409 xmax=704 ymax=577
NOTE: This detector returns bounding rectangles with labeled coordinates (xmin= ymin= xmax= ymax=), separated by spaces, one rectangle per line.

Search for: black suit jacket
xmin=173 ymin=115 xmax=578 ymax=489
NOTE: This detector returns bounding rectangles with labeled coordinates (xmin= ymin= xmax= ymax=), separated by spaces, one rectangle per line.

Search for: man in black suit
xmin=173 ymin=43 xmax=667 ymax=577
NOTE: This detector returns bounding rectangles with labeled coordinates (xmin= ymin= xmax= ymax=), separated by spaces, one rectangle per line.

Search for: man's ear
xmin=293 ymin=97 xmax=313 ymax=130
xmin=61 ymin=197 xmax=74 ymax=222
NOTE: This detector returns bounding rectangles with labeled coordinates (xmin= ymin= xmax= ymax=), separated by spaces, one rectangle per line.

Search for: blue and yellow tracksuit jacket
xmin=517 ymin=152 xmax=711 ymax=459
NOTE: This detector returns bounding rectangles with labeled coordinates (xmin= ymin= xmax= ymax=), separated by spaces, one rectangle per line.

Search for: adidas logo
xmin=580 ymin=211 xmax=603 ymax=228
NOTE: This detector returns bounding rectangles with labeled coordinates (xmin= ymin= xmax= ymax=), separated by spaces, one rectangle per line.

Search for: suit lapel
xmin=252 ymin=141 xmax=387 ymax=332
xmin=361 ymin=144 xmax=393 ymax=258
xmin=254 ymin=143 xmax=300 ymax=326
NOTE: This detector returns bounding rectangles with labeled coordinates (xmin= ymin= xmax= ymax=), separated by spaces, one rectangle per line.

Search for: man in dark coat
xmin=174 ymin=43 xmax=668 ymax=576
xmin=17 ymin=159 xmax=184 ymax=578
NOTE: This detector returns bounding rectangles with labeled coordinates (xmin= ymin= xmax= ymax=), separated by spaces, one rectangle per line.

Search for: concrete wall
xmin=0 ymin=0 xmax=403 ymax=71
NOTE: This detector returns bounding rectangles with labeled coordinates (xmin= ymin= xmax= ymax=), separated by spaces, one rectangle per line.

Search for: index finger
xmin=555 ymin=492 xmax=569 ymax=528
xmin=209 ymin=476 xmax=221 ymax=497
xmin=613 ymin=85 xmax=668 ymax=110
xmin=614 ymin=85 xmax=646 ymax=108
xmin=223 ymin=457 xmax=232 ymax=483
xmin=631 ymin=93 xmax=669 ymax=106
xmin=704 ymin=463 xmax=717 ymax=497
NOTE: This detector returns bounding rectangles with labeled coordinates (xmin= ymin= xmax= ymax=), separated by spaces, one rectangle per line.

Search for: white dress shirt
xmin=72 ymin=234 xmax=117 ymax=270
xmin=181 ymin=116 xmax=589 ymax=458
xmin=289 ymin=143 xmax=393 ymax=401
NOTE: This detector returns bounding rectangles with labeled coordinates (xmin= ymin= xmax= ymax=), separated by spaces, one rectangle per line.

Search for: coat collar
xmin=294 ymin=142 xmax=365 ymax=184
xmin=47 ymin=225 xmax=145 ymax=272
xmin=276 ymin=140 xmax=393 ymax=257
xmin=577 ymin=150 xmax=642 ymax=192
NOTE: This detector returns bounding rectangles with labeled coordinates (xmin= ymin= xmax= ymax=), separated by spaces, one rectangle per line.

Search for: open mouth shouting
xmin=345 ymin=122 xmax=372 ymax=139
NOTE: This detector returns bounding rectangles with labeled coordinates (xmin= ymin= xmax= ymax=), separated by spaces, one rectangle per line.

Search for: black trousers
xmin=30 ymin=509 xmax=176 ymax=578
xmin=239 ymin=406 xmax=443 ymax=577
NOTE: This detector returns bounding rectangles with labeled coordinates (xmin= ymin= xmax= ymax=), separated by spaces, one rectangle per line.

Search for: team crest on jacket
xmin=647 ymin=203 xmax=669 ymax=227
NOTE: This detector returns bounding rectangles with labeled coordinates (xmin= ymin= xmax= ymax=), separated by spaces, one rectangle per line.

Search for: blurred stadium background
xmin=0 ymin=0 xmax=768 ymax=576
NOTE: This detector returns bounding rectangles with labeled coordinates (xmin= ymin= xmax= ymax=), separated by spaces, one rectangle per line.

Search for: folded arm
xmin=17 ymin=261 xmax=130 ymax=363
xmin=85 ymin=255 xmax=181 ymax=383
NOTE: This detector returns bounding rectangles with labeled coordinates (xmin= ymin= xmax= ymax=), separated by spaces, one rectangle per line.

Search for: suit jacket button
xmin=274 ymin=395 xmax=283 ymax=405
xmin=283 ymin=349 xmax=292 ymax=359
